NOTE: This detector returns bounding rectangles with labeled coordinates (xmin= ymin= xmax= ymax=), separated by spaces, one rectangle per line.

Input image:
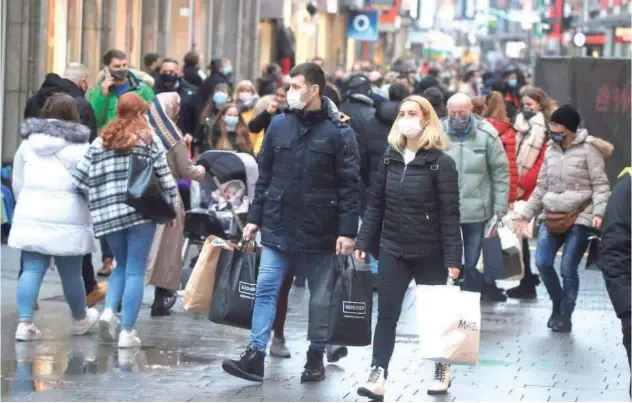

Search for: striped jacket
xmin=72 ymin=135 xmax=177 ymax=237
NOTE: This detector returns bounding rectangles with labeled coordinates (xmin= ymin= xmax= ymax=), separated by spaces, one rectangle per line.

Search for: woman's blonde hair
xmin=387 ymin=95 xmax=447 ymax=153
xmin=233 ymin=80 xmax=259 ymax=99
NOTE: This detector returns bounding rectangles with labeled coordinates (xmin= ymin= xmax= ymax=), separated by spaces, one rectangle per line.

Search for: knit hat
xmin=550 ymin=105 xmax=581 ymax=132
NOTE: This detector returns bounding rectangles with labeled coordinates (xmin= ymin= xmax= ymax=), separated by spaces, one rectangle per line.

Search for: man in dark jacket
xmin=182 ymin=51 xmax=205 ymax=88
xmin=340 ymin=75 xmax=376 ymax=144
xmin=599 ymin=169 xmax=631 ymax=372
xmin=154 ymin=58 xmax=198 ymax=137
xmin=22 ymin=62 xmax=106 ymax=306
xmin=195 ymin=58 xmax=233 ymax=119
xmin=24 ymin=63 xmax=98 ymax=141
xmin=222 ymin=62 xmax=360 ymax=384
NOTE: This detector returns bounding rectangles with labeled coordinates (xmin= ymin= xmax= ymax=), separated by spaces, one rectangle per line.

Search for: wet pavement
xmin=1 ymin=244 xmax=629 ymax=402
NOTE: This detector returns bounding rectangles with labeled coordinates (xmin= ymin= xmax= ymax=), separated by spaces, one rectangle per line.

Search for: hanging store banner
xmin=347 ymin=9 xmax=380 ymax=41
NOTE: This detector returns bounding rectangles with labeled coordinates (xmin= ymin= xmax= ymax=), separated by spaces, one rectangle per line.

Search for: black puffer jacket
xmin=24 ymin=73 xmax=98 ymax=141
xmin=356 ymin=147 xmax=462 ymax=267
xmin=247 ymin=98 xmax=361 ymax=252
xmin=339 ymin=94 xmax=375 ymax=140
xmin=359 ymin=101 xmax=398 ymax=190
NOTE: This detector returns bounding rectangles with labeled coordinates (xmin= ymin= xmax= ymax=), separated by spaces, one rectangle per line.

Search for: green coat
xmin=442 ymin=115 xmax=510 ymax=224
xmin=87 ymin=72 xmax=155 ymax=130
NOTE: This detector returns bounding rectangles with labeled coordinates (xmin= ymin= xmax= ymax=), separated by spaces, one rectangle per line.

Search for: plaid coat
xmin=72 ymin=136 xmax=177 ymax=237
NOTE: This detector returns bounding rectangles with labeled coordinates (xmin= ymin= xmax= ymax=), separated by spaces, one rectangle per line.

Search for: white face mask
xmin=397 ymin=118 xmax=423 ymax=138
xmin=286 ymin=89 xmax=306 ymax=111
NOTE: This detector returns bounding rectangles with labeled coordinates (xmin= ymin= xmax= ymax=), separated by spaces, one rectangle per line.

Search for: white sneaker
xmin=99 ymin=308 xmax=120 ymax=342
xmin=357 ymin=365 xmax=386 ymax=401
xmin=72 ymin=307 xmax=100 ymax=335
xmin=427 ymin=362 xmax=451 ymax=395
xmin=118 ymin=329 xmax=141 ymax=348
xmin=15 ymin=322 xmax=41 ymax=341
xmin=118 ymin=347 xmax=141 ymax=372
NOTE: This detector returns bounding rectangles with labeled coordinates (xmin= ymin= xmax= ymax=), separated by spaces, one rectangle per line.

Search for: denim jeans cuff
xmin=308 ymin=343 xmax=325 ymax=352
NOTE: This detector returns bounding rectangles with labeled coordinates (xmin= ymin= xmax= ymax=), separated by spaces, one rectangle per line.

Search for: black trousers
xmin=100 ymin=238 xmax=113 ymax=261
xmin=519 ymin=238 xmax=539 ymax=286
xmin=19 ymin=253 xmax=97 ymax=294
xmin=372 ymin=249 xmax=446 ymax=376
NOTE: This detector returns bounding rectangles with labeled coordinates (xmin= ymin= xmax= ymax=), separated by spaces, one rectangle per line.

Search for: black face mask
xmin=522 ymin=107 xmax=537 ymax=120
xmin=161 ymin=74 xmax=178 ymax=85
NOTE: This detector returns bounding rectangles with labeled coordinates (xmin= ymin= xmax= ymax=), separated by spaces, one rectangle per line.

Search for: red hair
xmin=101 ymin=93 xmax=152 ymax=152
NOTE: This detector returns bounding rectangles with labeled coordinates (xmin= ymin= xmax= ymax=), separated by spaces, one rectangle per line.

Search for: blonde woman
xmin=233 ymin=80 xmax=263 ymax=154
xmin=354 ymin=95 xmax=463 ymax=399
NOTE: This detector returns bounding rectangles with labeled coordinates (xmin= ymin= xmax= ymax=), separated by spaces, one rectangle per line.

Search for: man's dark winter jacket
xmin=599 ymin=172 xmax=631 ymax=322
xmin=155 ymin=77 xmax=198 ymax=135
xmin=356 ymin=147 xmax=462 ymax=268
xmin=24 ymin=73 xmax=98 ymax=141
xmin=339 ymin=94 xmax=375 ymax=139
xmin=359 ymin=101 xmax=398 ymax=191
xmin=247 ymin=98 xmax=361 ymax=252
xmin=183 ymin=66 xmax=204 ymax=88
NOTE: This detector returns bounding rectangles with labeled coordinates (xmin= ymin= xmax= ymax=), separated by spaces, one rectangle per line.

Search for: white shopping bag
xmin=415 ymin=285 xmax=481 ymax=365
xmin=512 ymin=201 xmax=535 ymax=238
xmin=190 ymin=181 xmax=201 ymax=208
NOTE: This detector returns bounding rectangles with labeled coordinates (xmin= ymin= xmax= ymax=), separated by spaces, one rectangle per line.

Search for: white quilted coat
xmin=9 ymin=118 xmax=95 ymax=256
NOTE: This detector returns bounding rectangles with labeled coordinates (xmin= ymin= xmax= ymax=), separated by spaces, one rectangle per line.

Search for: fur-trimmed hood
xmin=549 ymin=128 xmax=615 ymax=158
xmin=20 ymin=118 xmax=90 ymax=157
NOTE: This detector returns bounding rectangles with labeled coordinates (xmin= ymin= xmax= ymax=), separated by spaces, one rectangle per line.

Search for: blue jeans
xmin=104 ymin=222 xmax=156 ymax=329
xmin=461 ymin=222 xmax=495 ymax=292
xmin=535 ymin=224 xmax=590 ymax=314
xmin=250 ymin=246 xmax=335 ymax=354
xmin=18 ymin=252 xmax=86 ymax=321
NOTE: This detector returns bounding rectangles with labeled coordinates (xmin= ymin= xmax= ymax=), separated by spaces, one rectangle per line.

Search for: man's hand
xmin=183 ymin=134 xmax=193 ymax=145
xmin=267 ymin=101 xmax=279 ymax=114
xmin=336 ymin=236 xmax=355 ymax=256
xmin=101 ymin=75 xmax=114 ymax=96
xmin=448 ymin=267 xmax=460 ymax=279
xmin=242 ymin=223 xmax=260 ymax=242
xmin=354 ymin=249 xmax=367 ymax=262
xmin=592 ymin=215 xmax=603 ymax=230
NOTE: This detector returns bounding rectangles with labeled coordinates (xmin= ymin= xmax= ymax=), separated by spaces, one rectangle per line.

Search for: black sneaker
xmin=506 ymin=284 xmax=537 ymax=300
xmin=547 ymin=302 xmax=562 ymax=329
xmin=222 ymin=347 xmax=265 ymax=382
xmin=481 ymin=284 xmax=507 ymax=302
xmin=326 ymin=344 xmax=348 ymax=363
xmin=301 ymin=350 xmax=325 ymax=383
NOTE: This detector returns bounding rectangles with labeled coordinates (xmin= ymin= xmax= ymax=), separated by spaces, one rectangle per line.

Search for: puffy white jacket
xmin=9 ymin=118 xmax=95 ymax=256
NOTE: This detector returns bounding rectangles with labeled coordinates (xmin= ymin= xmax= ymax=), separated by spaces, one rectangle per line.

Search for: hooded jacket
xmin=9 ymin=119 xmax=94 ymax=256
xmin=24 ymin=73 xmax=98 ymax=142
xmin=487 ymin=118 xmax=518 ymax=202
xmin=522 ymin=129 xmax=613 ymax=227
xmin=359 ymin=100 xmax=398 ymax=190
xmin=339 ymin=93 xmax=376 ymax=142
xmin=87 ymin=70 xmax=155 ymax=130
xmin=247 ymin=97 xmax=360 ymax=252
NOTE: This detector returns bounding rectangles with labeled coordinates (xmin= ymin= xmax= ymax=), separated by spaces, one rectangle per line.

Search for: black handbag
xmin=125 ymin=150 xmax=176 ymax=224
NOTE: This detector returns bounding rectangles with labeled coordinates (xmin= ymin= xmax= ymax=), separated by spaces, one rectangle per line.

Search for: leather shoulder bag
xmin=544 ymin=199 xmax=591 ymax=235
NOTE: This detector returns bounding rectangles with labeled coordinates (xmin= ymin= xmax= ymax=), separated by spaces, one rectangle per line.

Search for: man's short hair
xmin=428 ymin=68 xmax=440 ymax=78
xmin=389 ymin=83 xmax=411 ymax=102
xmin=162 ymin=57 xmax=178 ymax=65
xmin=143 ymin=53 xmax=160 ymax=68
xmin=103 ymin=49 xmax=127 ymax=66
xmin=62 ymin=62 xmax=89 ymax=85
xmin=289 ymin=63 xmax=326 ymax=96
xmin=184 ymin=51 xmax=200 ymax=67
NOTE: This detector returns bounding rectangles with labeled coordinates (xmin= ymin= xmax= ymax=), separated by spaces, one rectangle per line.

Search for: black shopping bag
xmin=208 ymin=242 xmax=258 ymax=329
xmin=482 ymin=236 xmax=505 ymax=280
xmin=308 ymin=256 xmax=373 ymax=346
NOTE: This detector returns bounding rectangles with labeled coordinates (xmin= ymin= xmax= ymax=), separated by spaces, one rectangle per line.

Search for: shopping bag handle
xmin=446 ymin=277 xmax=456 ymax=286
xmin=237 ymin=240 xmax=259 ymax=251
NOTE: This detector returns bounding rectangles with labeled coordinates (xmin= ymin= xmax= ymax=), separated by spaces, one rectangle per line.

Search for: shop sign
xmin=347 ymin=9 xmax=379 ymax=41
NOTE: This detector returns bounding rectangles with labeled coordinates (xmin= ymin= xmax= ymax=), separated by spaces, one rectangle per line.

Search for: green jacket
xmin=442 ymin=115 xmax=510 ymax=224
xmin=87 ymin=72 xmax=155 ymax=130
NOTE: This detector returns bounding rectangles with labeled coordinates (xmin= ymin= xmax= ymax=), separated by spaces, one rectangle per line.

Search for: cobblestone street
xmin=1 ymin=245 xmax=629 ymax=402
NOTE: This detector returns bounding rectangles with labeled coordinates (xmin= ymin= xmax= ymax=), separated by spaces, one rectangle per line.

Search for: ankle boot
xmin=547 ymin=301 xmax=562 ymax=329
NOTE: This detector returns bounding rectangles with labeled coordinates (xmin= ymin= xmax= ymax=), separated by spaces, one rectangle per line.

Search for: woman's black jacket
xmin=356 ymin=147 xmax=462 ymax=268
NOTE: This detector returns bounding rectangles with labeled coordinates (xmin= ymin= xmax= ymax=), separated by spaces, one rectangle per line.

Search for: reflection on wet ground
xmin=1 ymin=340 xmax=213 ymax=397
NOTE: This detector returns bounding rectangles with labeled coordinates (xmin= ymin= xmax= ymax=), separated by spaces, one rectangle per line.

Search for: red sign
xmin=596 ymin=84 xmax=631 ymax=114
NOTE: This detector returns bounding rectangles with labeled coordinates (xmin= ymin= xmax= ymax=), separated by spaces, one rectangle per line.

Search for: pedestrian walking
xmin=515 ymin=105 xmax=612 ymax=333
xmin=508 ymin=87 xmax=555 ymax=299
xmin=598 ymin=168 xmax=631 ymax=374
xmin=10 ymin=93 xmax=99 ymax=341
xmin=182 ymin=51 xmax=206 ymax=88
xmin=195 ymin=58 xmax=233 ymax=119
xmin=153 ymin=58 xmax=198 ymax=139
xmin=354 ymin=95 xmax=462 ymax=399
xmin=422 ymin=87 xmax=447 ymax=119
xmin=257 ymin=63 xmax=281 ymax=97
xmin=221 ymin=62 xmax=360 ymax=384
xmin=233 ymin=80 xmax=263 ymax=154
xmin=247 ymin=84 xmax=289 ymax=134
xmin=72 ymin=93 xmax=178 ymax=348
xmin=88 ymin=49 xmax=155 ymax=130
xmin=146 ymin=93 xmax=206 ymax=317
xmin=442 ymin=93 xmax=510 ymax=301
xmin=194 ymin=83 xmax=233 ymax=153
xmin=458 ymin=70 xmax=480 ymax=98
xmin=204 ymin=103 xmax=253 ymax=154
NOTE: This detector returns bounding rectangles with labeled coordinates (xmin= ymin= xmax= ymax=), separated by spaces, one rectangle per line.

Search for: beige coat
xmin=522 ymin=129 xmax=612 ymax=228
xmin=146 ymin=143 xmax=205 ymax=289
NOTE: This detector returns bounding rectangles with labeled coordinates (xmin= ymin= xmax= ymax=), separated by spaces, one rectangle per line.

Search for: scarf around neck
xmin=147 ymin=97 xmax=183 ymax=150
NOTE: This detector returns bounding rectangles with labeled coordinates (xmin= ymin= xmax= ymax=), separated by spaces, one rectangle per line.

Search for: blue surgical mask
xmin=213 ymin=92 xmax=228 ymax=106
xmin=548 ymin=130 xmax=566 ymax=143
xmin=450 ymin=116 xmax=470 ymax=133
xmin=223 ymin=65 xmax=233 ymax=76
xmin=223 ymin=115 xmax=239 ymax=130
xmin=507 ymin=79 xmax=518 ymax=87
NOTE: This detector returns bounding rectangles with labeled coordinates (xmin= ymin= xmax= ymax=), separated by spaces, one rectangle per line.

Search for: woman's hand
xmin=517 ymin=187 xmax=525 ymax=199
xmin=514 ymin=218 xmax=528 ymax=236
xmin=592 ymin=215 xmax=603 ymax=230
xmin=167 ymin=219 xmax=176 ymax=229
xmin=447 ymin=267 xmax=460 ymax=279
xmin=354 ymin=249 xmax=367 ymax=262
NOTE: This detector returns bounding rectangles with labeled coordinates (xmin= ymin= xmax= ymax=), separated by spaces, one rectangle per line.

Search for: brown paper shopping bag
xmin=183 ymin=236 xmax=233 ymax=315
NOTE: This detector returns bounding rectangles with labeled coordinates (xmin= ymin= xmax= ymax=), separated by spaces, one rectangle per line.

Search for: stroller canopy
xmin=197 ymin=151 xmax=259 ymax=199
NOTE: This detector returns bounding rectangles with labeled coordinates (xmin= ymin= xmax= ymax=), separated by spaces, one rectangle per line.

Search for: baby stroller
xmin=178 ymin=151 xmax=259 ymax=294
